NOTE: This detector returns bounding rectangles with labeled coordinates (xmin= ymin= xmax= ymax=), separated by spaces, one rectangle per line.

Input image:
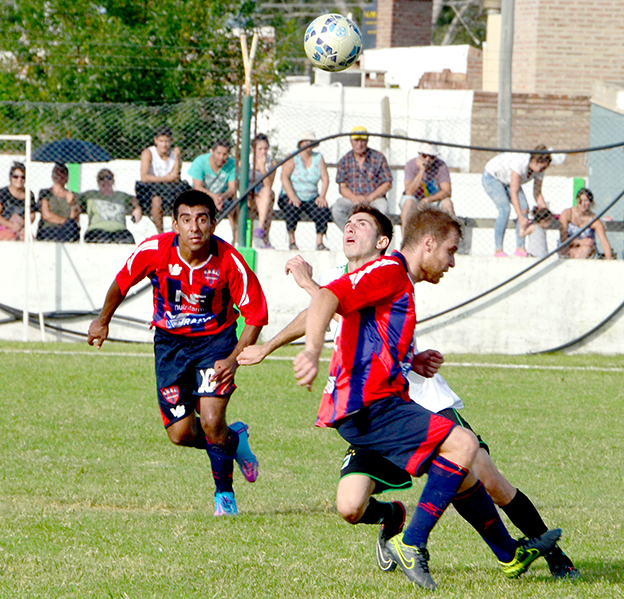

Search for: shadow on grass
xmin=567 ymin=559 xmax=624 ymax=583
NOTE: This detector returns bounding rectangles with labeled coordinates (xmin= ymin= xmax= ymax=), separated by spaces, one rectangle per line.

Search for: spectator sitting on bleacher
xmin=332 ymin=126 xmax=392 ymax=232
xmin=0 ymin=161 xmax=35 ymax=241
xmin=249 ymin=134 xmax=276 ymax=249
xmin=519 ymin=206 xmax=556 ymax=259
xmin=36 ymin=163 xmax=80 ymax=243
xmin=136 ymin=125 xmax=189 ymax=234
xmin=80 ymin=169 xmax=142 ymax=244
xmin=188 ymin=139 xmax=238 ymax=243
xmin=279 ymin=130 xmax=331 ymax=251
xmin=399 ymin=143 xmax=454 ymax=233
xmin=558 ymin=187 xmax=613 ymax=260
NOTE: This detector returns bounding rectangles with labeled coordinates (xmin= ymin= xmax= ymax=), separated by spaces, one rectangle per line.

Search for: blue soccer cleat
xmin=230 ymin=421 xmax=259 ymax=483
xmin=214 ymin=491 xmax=238 ymax=516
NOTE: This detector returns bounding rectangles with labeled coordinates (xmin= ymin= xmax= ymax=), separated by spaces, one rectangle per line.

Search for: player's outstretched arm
xmin=285 ymin=255 xmax=319 ymax=297
xmin=412 ymin=349 xmax=444 ymax=378
xmin=238 ymin=310 xmax=307 ymax=366
xmin=294 ymin=289 xmax=339 ymax=390
xmin=211 ymin=324 xmax=262 ymax=388
xmin=87 ymin=281 xmax=126 ymax=349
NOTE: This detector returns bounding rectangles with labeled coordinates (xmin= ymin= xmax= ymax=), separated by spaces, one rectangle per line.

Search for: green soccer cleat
xmin=499 ymin=528 xmax=562 ymax=578
xmin=385 ymin=533 xmax=437 ymax=590
xmin=375 ymin=501 xmax=406 ymax=572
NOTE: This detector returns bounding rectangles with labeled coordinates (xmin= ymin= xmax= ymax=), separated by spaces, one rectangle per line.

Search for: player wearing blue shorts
xmin=88 ymin=189 xmax=268 ymax=516
xmin=240 ymin=207 xmax=573 ymax=583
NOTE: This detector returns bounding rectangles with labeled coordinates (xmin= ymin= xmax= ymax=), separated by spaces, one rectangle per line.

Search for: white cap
xmin=548 ymin=148 xmax=566 ymax=166
xmin=298 ymin=130 xmax=317 ymax=144
xmin=419 ymin=142 xmax=440 ymax=157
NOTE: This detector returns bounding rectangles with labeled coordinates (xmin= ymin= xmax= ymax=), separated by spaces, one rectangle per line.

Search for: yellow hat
xmin=351 ymin=126 xmax=368 ymax=140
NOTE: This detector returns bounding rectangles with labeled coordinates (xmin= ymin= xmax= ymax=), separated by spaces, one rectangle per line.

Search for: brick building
xmin=367 ymin=0 xmax=623 ymax=176
xmin=376 ymin=0 xmax=433 ymax=48
xmin=512 ymin=0 xmax=624 ymax=96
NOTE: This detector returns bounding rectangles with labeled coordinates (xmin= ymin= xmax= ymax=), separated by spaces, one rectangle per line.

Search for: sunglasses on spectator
xmin=98 ymin=175 xmax=113 ymax=181
xmin=12 ymin=174 xmax=25 ymax=180
xmin=420 ymin=154 xmax=435 ymax=159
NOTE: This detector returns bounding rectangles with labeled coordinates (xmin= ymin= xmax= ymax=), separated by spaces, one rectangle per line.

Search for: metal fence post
xmin=238 ymin=94 xmax=252 ymax=248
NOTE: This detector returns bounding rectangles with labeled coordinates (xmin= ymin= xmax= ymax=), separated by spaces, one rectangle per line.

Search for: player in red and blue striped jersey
xmin=294 ymin=208 xmax=483 ymax=589
xmin=88 ymin=190 xmax=268 ymax=516
xmin=316 ymin=251 xmax=416 ymax=427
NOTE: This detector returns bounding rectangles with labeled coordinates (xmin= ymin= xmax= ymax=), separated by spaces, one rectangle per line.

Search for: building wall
xmin=513 ymin=0 xmax=624 ymax=96
xmin=470 ymin=92 xmax=591 ymax=176
xmin=376 ymin=0 xmax=433 ymax=48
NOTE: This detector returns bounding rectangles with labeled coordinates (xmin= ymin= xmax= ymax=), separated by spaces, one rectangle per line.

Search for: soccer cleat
xmin=376 ymin=501 xmax=407 ymax=572
xmin=230 ymin=421 xmax=259 ymax=483
xmin=385 ymin=533 xmax=437 ymax=590
xmin=499 ymin=528 xmax=562 ymax=578
xmin=214 ymin=491 xmax=238 ymax=516
xmin=545 ymin=545 xmax=581 ymax=580
xmin=550 ymin=563 xmax=582 ymax=580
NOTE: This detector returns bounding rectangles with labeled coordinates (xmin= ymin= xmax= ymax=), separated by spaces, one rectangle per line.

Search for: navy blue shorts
xmin=336 ymin=396 xmax=455 ymax=477
xmin=154 ymin=324 xmax=237 ymax=428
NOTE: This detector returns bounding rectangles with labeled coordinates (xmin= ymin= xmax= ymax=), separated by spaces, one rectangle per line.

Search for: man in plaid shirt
xmin=332 ymin=126 xmax=393 ymax=231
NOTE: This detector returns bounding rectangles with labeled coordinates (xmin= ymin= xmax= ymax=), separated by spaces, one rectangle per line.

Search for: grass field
xmin=1 ymin=341 xmax=623 ymax=598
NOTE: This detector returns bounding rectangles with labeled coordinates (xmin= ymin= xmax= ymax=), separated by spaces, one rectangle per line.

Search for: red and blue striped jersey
xmin=115 ymin=232 xmax=268 ymax=337
xmin=316 ymin=251 xmax=416 ymax=427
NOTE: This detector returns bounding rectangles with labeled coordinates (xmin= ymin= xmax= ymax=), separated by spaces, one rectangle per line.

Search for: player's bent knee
xmin=166 ymin=426 xmax=195 ymax=447
xmin=442 ymin=426 xmax=479 ymax=465
xmin=336 ymin=497 xmax=366 ymax=524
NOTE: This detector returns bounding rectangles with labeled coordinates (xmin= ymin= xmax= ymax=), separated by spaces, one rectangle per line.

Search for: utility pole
xmin=498 ymin=0 xmax=514 ymax=149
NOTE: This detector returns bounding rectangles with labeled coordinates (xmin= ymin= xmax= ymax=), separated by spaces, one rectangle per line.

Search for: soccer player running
xmin=238 ymin=206 xmax=577 ymax=581
xmin=290 ymin=206 xmax=560 ymax=589
xmin=88 ymin=189 xmax=268 ymax=517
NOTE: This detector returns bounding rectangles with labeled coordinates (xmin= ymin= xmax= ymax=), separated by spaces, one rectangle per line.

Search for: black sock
xmin=357 ymin=497 xmax=394 ymax=525
xmin=544 ymin=545 xmax=575 ymax=571
xmin=500 ymin=488 xmax=548 ymax=538
xmin=453 ymin=481 xmax=517 ymax=562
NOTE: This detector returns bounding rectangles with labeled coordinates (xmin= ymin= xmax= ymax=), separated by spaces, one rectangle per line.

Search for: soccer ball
xmin=304 ymin=14 xmax=363 ymax=72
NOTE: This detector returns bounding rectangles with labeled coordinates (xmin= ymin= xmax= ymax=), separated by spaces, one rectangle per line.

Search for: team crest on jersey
xmin=204 ymin=267 xmax=220 ymax=287
xmin=161 ymin=385 xmax=180 ymax=405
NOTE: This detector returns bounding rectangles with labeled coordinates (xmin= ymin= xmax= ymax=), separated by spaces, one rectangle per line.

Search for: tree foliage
xmin=0 ymin=0 xmax=288 ymax=104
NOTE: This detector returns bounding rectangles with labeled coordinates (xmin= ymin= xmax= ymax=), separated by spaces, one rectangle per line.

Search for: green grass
xmin=1 ymin=342 xmax=623 ymax=598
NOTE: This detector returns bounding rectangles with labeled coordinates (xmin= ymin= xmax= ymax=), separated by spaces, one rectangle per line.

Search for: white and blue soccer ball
xmin=304 ymin=14 xmax=363 ymax=72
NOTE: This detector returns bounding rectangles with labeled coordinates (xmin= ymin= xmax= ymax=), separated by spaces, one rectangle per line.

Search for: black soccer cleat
xmin=375 ymin=501 xmax=406 ymax=572
xmin=545 ymin=545 xmax=582 ymax=580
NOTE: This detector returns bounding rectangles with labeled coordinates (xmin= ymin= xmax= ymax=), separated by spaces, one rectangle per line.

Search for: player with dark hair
xmin=291 ymin=206 xmax=560 ymax=589
xmin=240 ymin=205 xmax=572 ymax=581
xmin=88 ymin=189 xmax=268 ymax=516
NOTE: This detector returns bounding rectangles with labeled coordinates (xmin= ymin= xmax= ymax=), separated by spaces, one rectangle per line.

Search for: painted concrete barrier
xmin=1 ymin=242 xmax=622 ymax=355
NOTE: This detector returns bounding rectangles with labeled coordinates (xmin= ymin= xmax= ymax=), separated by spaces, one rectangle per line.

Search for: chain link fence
xmin=0 ymin=96 xmax=623 ymax=258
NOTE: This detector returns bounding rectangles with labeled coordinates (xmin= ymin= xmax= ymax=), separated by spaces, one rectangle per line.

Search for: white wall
xmin=1 ymin=243 xmax=622 ymax=355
